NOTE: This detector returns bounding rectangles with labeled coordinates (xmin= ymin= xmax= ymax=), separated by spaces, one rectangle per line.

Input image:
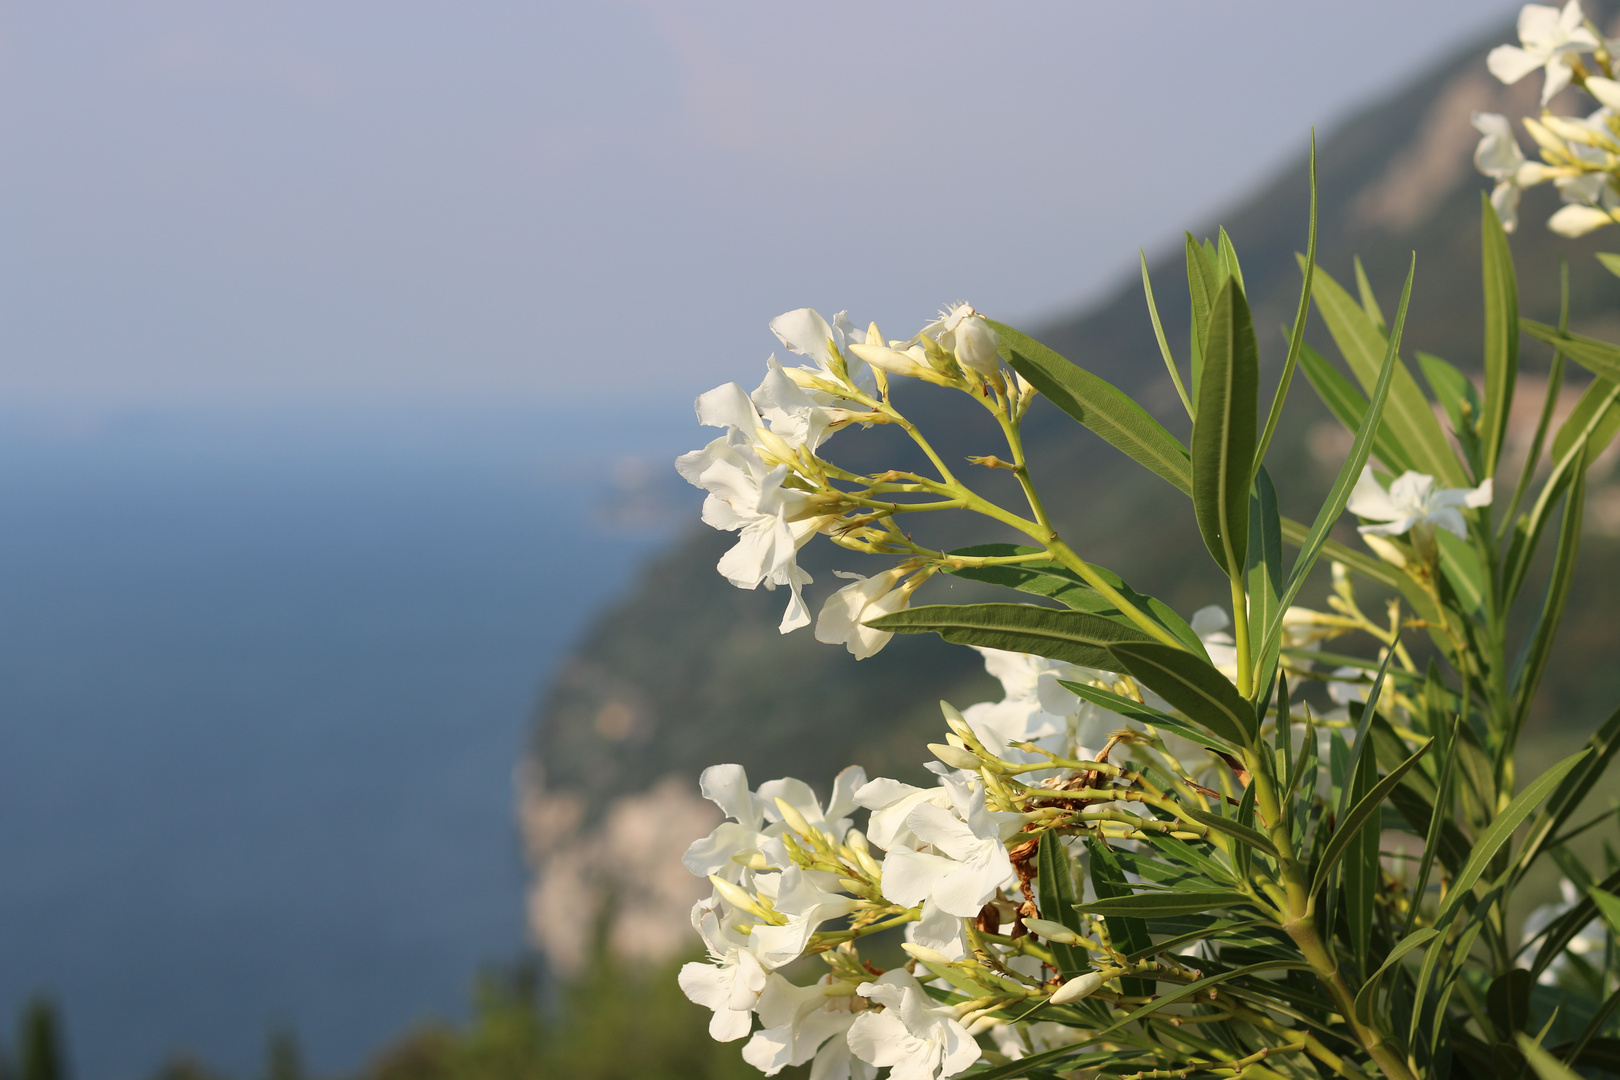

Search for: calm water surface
xmin=0 ymin=404 xmax=690 ymax=1078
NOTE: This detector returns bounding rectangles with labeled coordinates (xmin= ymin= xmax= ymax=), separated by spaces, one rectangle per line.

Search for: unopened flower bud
xmin=953 ymin=315 xmax=1001 ymax=379
xmin=928 ymin=742 xmax=983 ymax=771
xmin=773 ymin=796 xmax=814 ymax=838
xmin=1049 ymin=970 xmax=1108 ymax=1004
xmin=708 ymin=874 xmax=768 ymax=919
xmin=1589 ymin=76 xmax=1620 ymax=111
xmin=940 ymin=701 xmax=978 ymax=744
xmin=1023 ymin=918 xmax=1082 ymax=945
xmin=901 ymin=942 xmax=951 ymax=966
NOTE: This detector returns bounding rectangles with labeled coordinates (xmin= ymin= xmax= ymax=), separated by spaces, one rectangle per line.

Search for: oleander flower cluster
xmin=666 ymin=99 xmax=1620 ymax=1077
xmin=1474 ymin=1 xmax=1620 ymax=234
xmin=676 ymin=648 xmax=1207 ymax=1080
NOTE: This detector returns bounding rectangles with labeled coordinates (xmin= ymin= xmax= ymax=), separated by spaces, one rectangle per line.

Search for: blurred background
xmin=8 ymin=1 xmax=1611 ymax=1077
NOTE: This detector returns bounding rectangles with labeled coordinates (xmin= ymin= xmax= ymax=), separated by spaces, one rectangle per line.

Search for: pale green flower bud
xmin=901 ymin=942 xmax=951 ymax=965
xmin=928 ymin=742 xmax=983 ymax=771
xmin=773 ymin=796 xmax=814 ymax=838
xmin=1049 ymin=970 xmax=1108 ymax=1004
xmin=1022 ymin=918 xmax=1082 ymax=945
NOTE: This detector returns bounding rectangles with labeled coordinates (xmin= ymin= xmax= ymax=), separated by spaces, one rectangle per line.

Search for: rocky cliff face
xmin=519 ymin=9 xmax=1620 ymax=975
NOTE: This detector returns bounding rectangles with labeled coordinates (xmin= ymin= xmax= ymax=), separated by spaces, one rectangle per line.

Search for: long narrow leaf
xmin=1311 ymin=738 xmax=1433 ymax=895
xmin=1107 ymin=641 xmax=1258 ymax=748
xmin=991 ymin=321 xmax=1194 ymax=494
xmin=1510 ymin=453 xmax=1585 ymax=733
xmin=1058 ymin=680 xmax=1242 ymax=757
xmin=1523 ymin=319 xmax=1620 ymax=381
xmin=1436 ymin=750 xmax=1590 ymax=927
xmin=1298 ymin=340 xmax=1417 ymax=472
xmin=1353 ymin=928 xmax=1440 ymax=1024
xmin=868 ymin=603 xmax=1150 ymax=670
xmin=943 ymin=544 xmax=1206 ymax=655
xmin=1261 ymin=256 xmax=1416 ymax=671
xmin=1481 ymin=194 xmax=1519 ymax=476
xmin=1036 ymin=831 xmax=1088 ymax=978
xmin=1141 ymin=251 xmax=1194 ymax=420
xmin=1191 ymin=278 xmax=1258 ymax=577
xmin=1308 ymin=260 xmax=1465 ymax=483
xmin=1515 ymin=705 xmax=1620 ymax=878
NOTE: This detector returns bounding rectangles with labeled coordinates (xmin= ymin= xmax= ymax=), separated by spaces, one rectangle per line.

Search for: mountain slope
xmin=519 ymin=9 xmax=1620 ymax=973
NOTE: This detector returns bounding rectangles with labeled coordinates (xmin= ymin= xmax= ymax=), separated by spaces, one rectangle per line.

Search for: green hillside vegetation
xmin=529 ymin=9 xmax=1620 ymax=836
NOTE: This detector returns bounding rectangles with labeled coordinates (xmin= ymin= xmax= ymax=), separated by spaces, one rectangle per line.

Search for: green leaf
xmin=1516 ymin=705 xmax=1620 ymax=876
xmin=1522 ymin=319 xmax=1620 ymax=382
xmin=1191 ymin=278 xmax=1259 ymax=576
xmin=1518 ymin=1035 xmax=1583 ymax=1080
xmin=1058 ymin=680 xmax=1242 ymax=757
xmin=1218 ymin=227 xmax=1247 ymax=294
xmin=1261 ymin=257 xmax=1416 ymax=673
xmin=1187 ymin=233 xmax=1218 ymax=377
xmin=1107 ymin=641 xmax=1258 ymax=748
xmin=1307 ymin=259 xmax=1465 ymax=483
xmin=1248 ymin=467 xmax=1284 ymax=696
xmin=1277 ymin=516 xmax=1401 ymax=589
xmin=1141 ymin=252 xmax=1194 ymax=420
xmin=943 ymin=545 xmax=1205 ymax=656
xmin=1311 ymin=738 xmax=1433 ymax=895
xmin=1089 ymin=961 xmax=1312 ymax=1039
xmin=1354 ymin=255 xmax=1387 ymax=332
xmin=1436 ymin=749 xmax=1591 ymax=927
xmin=1352 ymin=927 xmax=1439 ymax=1024
xmin=1505 ymin=381 xmax=1620 ymax=606
xmin=1481 ymin=194 xmax=1519 ymax=476
xmin=1435 ymin=529 xmax=1487 ymax=614
xmin=1511 ymin=453 xmax=1584 ymax=730
xmin=1488 ymin=968 xmax=1535 ymax=1040
xmin=1087 ymin=838 xmax=1152 ymax=997
xmin=1549 ymin=376 xmax=1620 ymax=464
xmin=868 ymin=603 xmax=1152 ymax=669
xmin=1076 ymin=890 xmax=1253 ymax=918
xmin=990 ymin=321 xmax=1194 ymax=494
xmin=1035 ymin=832 xmax=1088 ymax=978
xmin=1299 ymin=341 xmax=1417 ymax=472
xmin=1588 ymin=887 xmax=1620 ymax=936
xmin=1598 ymin=251 xmax=1620 ymax=279
xmin=1179 ymin=805 xmax=1278 ymax=858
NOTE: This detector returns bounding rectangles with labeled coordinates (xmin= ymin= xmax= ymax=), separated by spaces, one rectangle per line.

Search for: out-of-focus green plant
xmin=363 ymin=944 xmax=772 ymax=1080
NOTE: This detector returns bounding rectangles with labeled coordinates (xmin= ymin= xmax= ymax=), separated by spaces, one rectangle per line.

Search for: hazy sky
xmin=0 ymin=1 xmax=1523 ymax=411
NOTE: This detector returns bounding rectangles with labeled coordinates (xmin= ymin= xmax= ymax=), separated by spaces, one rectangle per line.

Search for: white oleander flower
xmin=815 ymin=568 xmax=912 ymax=659
xmin=854 ymin=777 xmax=954 ymax=853
xmin=1346 ymin=467 xmax=1493 ymax=540
xmin=847 ymin=970 xmax=981 ymax=1080
xmin=1488 ymin=2 xmax=1599 ymax=104
xmin=919 ymin=302 xmax=1001 ymax=379
xmin=1473 ymin=112 xmax=1533 ymax=232
xmin=770 ymin=308 xmax=876 ymax=395
xmin=685 ymin=764 xmax=868 ymax=883
xmin=878 ymin=778 xmax=1021 ymax=918
xmin=677 ymin=384 xmax=831 ymax=632
xmin=749 ymin=865 xmax=860 ymax=967
xmin=743 ymin=976 xmax=873 ymax=1080
xmin=679 ymin=937 xmax=769 ymax=1042
xmin=960 ymin=647 xmax=1116 ymax=760
xmin=848 ymin=335 xmax=938 ymax=381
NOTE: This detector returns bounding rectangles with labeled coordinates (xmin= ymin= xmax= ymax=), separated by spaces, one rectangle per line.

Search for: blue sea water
xmin=0 ymin=403 xmax=693 ymax=1079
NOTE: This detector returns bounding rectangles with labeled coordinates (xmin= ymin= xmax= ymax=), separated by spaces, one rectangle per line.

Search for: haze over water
xmin=0 ymin=404 xmax=689 ymax=1076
